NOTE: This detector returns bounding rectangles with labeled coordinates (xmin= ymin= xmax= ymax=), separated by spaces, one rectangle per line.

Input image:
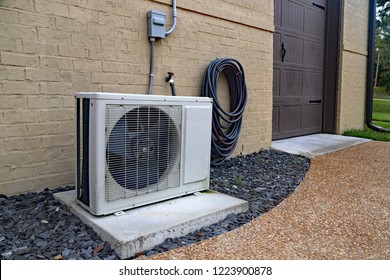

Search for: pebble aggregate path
xmin=146 ymin=142 xmax=390 ymax=260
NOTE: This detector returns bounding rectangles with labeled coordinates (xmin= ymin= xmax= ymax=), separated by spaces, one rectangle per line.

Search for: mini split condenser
xmin=75 ymin=92 xmax=213 ymax=215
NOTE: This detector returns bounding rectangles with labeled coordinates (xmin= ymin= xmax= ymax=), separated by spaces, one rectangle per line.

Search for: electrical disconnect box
xmin=147 ymin=10 xmax=166 ymax=39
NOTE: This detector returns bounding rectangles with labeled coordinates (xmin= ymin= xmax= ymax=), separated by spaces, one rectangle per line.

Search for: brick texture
xmin=0 ymin=0 xmax=370 ymax=195
xmin=0 ymin=0 xmax=273 ymax=195
xmin=337 ymin=0 xmax=369 ymax=133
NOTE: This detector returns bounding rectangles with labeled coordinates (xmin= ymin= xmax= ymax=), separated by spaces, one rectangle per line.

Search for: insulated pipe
xmin=169 ymin=81 xmax=176 ymax=96
xmin=366 ymin=0 xmax=390 ymax=133
xmin=165 ymin=0 xmax=177 ymax=36
xmin=165 ymin=72 xmax=176 ymax=96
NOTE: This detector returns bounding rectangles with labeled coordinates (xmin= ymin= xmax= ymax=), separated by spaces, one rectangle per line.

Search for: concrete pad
xmin=54 ymin=190 xmax=248 ymax=259
xmin=271 ymin=133 xmax=371 ymax=158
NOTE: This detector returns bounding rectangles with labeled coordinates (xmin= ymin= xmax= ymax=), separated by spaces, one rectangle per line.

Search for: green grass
xmin=373 ymin=120 xmax=390 ymax=129
xmin=343 ymin=126 xmax=390 ymax=142
xmin=372 ymin=99 xmax=390 ymax=122
xmin=373 ymin=112 xmax=390 ymax=122
xmin=373 ymin=99 xmax=390 ymax=113
xmin=374 ymin=87 xmax=390 ymax=100
xmin=342 ymin=98 xmax=390 ymax=141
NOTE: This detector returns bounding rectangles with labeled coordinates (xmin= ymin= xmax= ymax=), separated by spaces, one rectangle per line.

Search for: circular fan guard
xmin=106 ymin=106 xmax=179 ymax=191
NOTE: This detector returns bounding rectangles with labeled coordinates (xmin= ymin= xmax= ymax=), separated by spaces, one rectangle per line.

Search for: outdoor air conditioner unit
xmin=75 ymin=92 xmax=213 ymax=216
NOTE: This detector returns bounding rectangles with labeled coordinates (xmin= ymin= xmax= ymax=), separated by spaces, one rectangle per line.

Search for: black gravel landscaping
xmin=0 ymin=149 xmax=310 ymax=260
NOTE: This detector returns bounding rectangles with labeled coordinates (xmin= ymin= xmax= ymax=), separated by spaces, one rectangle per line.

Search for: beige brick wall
xmin=336 ymin=0 xmax=369 ymax=133
xmin=0 ymin=0 xmax=274 ymax=195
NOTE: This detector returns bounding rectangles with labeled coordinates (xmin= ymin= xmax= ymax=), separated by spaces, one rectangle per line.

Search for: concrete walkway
xmin=145 ymin=139 xmax=390 ymax=260
xmin=271 ymin=134 xmax=371 ymax=158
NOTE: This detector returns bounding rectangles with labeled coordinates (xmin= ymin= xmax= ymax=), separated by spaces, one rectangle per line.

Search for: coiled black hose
xmin=201 ymin=58 xmax=247 ymax=166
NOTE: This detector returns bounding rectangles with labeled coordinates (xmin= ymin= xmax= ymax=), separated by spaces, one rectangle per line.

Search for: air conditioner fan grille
xmin=105 ymin=105 xmax=181 ymax=202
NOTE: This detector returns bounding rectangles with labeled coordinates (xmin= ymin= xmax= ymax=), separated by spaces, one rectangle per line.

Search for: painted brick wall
xmin=0 ymin=0 xmax=274 ymax=195
xmin=337 ymin=0 xmax=369 ymax=133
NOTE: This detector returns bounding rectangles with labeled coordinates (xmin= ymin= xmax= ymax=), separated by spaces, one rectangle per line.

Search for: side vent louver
xmin=76 ymin=98 xmax=90 ymax=207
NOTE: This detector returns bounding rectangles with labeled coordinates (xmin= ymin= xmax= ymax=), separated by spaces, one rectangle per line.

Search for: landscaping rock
xmin=0 ymin=149 xmax=309 ymax=260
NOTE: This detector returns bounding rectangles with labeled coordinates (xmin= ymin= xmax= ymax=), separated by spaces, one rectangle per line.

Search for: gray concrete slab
xmin=54 ymin=190 xmax=248 ymax=259
xmin=271 ymin=133 xmax=371 ymax=158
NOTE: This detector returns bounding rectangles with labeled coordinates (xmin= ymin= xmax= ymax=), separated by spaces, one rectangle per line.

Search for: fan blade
xmin=107 ymin=117 xmax=128 ymax=158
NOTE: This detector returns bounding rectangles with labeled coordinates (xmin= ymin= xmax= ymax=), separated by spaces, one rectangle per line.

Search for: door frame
xmin=322 ymin=0 xmax=341 ymax=133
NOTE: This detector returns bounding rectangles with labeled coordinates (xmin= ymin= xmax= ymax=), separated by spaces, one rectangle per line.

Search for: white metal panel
xmin=76 ymin=92 xmax=212 ymax=104
xmin=182 ymin=105 xmax=212 ymax=184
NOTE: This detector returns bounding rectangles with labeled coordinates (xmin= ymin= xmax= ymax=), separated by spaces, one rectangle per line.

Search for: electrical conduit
xmin=147 ymin=0 xmax=177 ymax=95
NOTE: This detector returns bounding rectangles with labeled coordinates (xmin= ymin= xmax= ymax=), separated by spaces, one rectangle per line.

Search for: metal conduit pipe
xmin=147 ymin=38 xmax=155 ymax=95
xmin=147 ymin=0 xmax=177 ymax=95
xmin=165 ymin=0 xmax=177 ymax=36
xmin=366 ymin=0 xmax=390 ymax=133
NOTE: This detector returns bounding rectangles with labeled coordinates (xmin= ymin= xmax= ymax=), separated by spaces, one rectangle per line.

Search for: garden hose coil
xmin=201 ymin=58 xmax=248 ymax=166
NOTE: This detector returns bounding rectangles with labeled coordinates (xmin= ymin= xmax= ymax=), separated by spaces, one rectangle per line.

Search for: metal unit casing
xmin=75 ymin=92 xmax=212 ymax=215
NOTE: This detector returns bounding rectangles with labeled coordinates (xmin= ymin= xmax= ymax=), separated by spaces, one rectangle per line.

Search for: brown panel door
xmin=273 ymin=0 xmax=327 ymax=140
